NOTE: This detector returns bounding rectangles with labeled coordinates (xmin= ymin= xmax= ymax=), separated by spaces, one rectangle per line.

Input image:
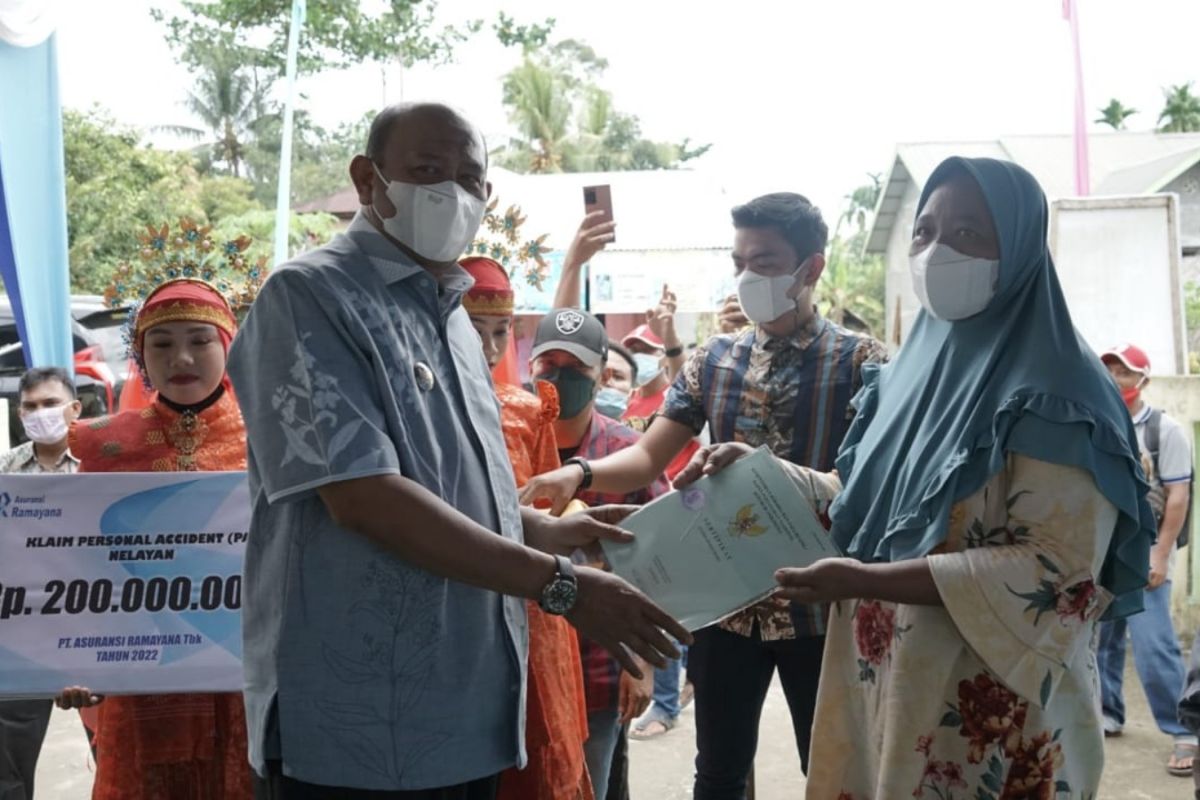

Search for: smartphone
xmin=583 ymin=184 xmax=615 ymax=242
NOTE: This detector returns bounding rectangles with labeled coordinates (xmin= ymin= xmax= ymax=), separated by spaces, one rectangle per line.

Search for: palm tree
xmin=838 ymin=174 xmax=883 ymax=236
xmin=163 ymin=49 xmax=271 ymax=177
xmin=819 ymin=238 xmax=885 ymax=335
xmin=1096 ymin=99 xmax=1137 ymax=130
xmin=1158 ymin=83 xmax=1200 ymax=133
xmin=497 ymin=59 xmax=573 ymax=173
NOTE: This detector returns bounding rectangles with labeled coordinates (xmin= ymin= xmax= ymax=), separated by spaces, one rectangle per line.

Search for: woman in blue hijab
xmin=677 ymin=156 xmax=1154 ymax=798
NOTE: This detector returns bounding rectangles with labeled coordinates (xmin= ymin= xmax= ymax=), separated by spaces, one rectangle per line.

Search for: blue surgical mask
xmin=632 ymin=353 xmax=663 ymax=388
xmin=595 ymin=387 xmax=630 ymax=419
xmin=534 ymin=367 xmax=597 ymax=419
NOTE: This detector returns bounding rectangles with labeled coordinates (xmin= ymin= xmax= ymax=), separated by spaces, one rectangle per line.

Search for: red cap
xmin=621 ymin=323 xmax=664 ymax=351
xmin=135 ymin=279 xmax=237 ymax=356
xmin=1101 ymin=343 xmax=1151 ymax=377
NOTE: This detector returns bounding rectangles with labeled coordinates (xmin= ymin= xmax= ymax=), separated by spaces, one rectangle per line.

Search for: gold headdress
xmin=102 ymin=219 xmax=268 ymax=311
xmin=464 ymin=197 xmax=553 ymax=291
xmin=103 ymin=219 xmax=269 ymax=383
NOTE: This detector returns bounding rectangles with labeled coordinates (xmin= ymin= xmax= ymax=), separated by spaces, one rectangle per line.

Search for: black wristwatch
xmin=664 ymin=345 xmax=684 ymax=358
xmin=563 ymin=456 xmax=593 ymax=490
xmin=538 ymin=554 xmax=578 ymax=615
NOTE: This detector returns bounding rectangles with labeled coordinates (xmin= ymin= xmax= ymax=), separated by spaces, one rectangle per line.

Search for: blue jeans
xmin=1098 ymin=580 xmax=1191 ymax=738
xmin=584 ymin=708 xmax=622 ymax=798
xmin=649 ymin=645 xmax=688 ymax=720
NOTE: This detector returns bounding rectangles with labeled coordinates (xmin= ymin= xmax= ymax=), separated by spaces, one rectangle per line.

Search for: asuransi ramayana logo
xmin=0 ymin=492 xmax=62 ymax=520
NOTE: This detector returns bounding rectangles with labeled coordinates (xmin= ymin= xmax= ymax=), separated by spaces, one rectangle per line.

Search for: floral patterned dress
xmin=788 ymin=454 xmax=1116 ymax=800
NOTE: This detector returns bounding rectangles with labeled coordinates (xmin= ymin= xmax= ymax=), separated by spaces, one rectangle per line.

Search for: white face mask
xmin=909 ymin=243 xmax=1000 ymax=321
xmin=632 ymin=353 xmax=663 ymax=388
xmin=22 ymin=405 xmax=69 ymax=446
xmin=371 ymin=164 xmax=486 ymax=262
xmin=736 ymin=262 xmax=808 ymax=324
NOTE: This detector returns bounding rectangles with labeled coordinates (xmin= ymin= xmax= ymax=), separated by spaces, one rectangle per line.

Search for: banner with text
xmin=588 ymin=250 xmax=736 ymax=315
xmin=0 ymin=472 xmax=249 ymax=697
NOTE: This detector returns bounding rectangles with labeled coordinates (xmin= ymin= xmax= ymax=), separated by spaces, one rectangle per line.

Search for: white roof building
xmin=297 ymin=167 xmax=739 ymax=315
xmin=866 ymin=133 xmax=1200 ymax=349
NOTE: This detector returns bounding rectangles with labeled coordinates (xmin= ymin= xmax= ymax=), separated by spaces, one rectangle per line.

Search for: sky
xmin=54 ymin=0 xmax=1200 ymax=222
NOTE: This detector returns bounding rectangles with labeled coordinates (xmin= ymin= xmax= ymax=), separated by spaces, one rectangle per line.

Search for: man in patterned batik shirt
xmin=520 ymin=193 xmax=886 ymax=798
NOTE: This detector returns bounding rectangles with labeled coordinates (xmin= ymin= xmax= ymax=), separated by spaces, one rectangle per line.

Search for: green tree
xmin=1158 ymin=83 xmax=1200 ymax=133
xmin=819 ymin=179 xmax=887 ymax=335
xmin=197 ymin=175 xmax=260 ymax=220
xmin=153 ymin=1 xmax=553 ymax=76
xmin=1185 ymin=280 xmax=1200 ymax=373
xmin=162 ymin=47 xmax=271 ymax=177
xmin=498 ymin=58 xmax=574 ymax=172
xmin=819 ymin=235 xmax=885 ymax=336
xmin=838 ymin=174 xmax=882 ymax=234
xmin=61 ymin=107 xmax=320 ymax=293
xmin=494 ymin=40 xmax=709 ymax=174
xmin=1096 ymin=98 xmax=1137 ymax=130
xmin=244 ymin=111 xmax=373 ymax=206
xmin=209 ymin=208 xmax=340 ymax=267
xmin=64 ymin=106 xmax=342 ymax=295
xmin=65 ymin=108 xmax=211 ymax=292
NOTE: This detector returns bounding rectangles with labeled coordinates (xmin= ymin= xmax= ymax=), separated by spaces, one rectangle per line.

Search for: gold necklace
xmin=166 ymin=409 xmax=209 ymax=471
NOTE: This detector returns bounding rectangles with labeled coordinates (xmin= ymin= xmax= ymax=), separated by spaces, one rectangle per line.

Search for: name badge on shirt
xmin=414 ymin=362 xmax=436 ymax=392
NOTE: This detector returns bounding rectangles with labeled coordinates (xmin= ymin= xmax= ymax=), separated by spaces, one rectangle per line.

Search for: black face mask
xmin=534 ymin=367 xmax=596 ymax=419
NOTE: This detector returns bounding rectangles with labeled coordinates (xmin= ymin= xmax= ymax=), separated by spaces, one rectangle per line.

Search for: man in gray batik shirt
xmin=228 ymin=102 xmax=688 ymax=800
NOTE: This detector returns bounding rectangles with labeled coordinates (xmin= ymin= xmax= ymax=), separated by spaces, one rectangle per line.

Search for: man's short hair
xmin=19 ymin=367 xmax=76 ymax=400
xmin=608 ymin=341 xmax=637 ymax=385
xmin=366 ymin=106 xmax=406 ymax=164
xmin=364 ymin=103 xmax=487 ymax=168
xmin=731 ymin=193 xmax=829 ymax=262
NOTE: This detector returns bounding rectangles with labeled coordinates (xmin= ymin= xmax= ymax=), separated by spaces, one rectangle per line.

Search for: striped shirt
xmin=661 ymin=312 xmax=886 ymax=640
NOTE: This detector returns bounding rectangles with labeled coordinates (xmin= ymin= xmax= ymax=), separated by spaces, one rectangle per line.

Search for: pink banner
xmin=1064 ymin=0 xmax=1091 ymax=195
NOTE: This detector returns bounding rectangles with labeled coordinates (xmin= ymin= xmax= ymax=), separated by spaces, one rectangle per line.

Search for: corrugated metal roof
xmin=865 ymin=132 xmax=1200 ymax=253
xmin=1095 ymin=145 xmax=1200 ymax=195
xmin=485 ymin=167 xmax=733 ymax=252
xmin=294 ymin=167 xmax=735 ymax=252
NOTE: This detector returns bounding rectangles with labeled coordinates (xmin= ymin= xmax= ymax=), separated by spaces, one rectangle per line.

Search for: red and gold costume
xmin=70 ymin=275 xmax=254 ymax=799
xmin=462 ymin=257 xmax=593 ymax=800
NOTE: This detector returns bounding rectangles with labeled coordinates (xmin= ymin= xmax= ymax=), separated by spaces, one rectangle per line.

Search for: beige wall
xmin=882 ymin=181 xmax=921 ymax=349
xmin=1145 ymin=377 xmax=1200 ymax=637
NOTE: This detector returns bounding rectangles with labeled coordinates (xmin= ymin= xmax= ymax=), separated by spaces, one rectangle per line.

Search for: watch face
xmin=542 ymin=577 xmax=578 ymax=615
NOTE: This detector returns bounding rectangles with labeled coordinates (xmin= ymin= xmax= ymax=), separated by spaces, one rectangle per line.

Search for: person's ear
xmin=485 ymin=180 xmax=493 ymax=201
xmin=350 ymin=155 xmax=378 ymax=208
xmin=804 ymin=253 xmax=826 ymax=286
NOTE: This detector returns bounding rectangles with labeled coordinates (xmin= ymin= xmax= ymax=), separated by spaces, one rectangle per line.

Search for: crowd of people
xmin=0 ymin=100 xmax=1196 ymax=800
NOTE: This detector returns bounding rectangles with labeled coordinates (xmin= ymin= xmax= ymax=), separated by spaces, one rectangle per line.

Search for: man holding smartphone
xmin=523 ymin=192 xmax=887 ymax=798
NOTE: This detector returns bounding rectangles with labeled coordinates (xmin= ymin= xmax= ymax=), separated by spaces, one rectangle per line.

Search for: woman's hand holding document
xmin=600 ymin=446 xmax=841 ymax=631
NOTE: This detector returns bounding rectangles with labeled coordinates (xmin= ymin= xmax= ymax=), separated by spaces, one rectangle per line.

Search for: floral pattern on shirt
xmin=787 ymin=454 xmax=1115 ymax=800
xmin=661 ymin=313 xmax=886 ymax=641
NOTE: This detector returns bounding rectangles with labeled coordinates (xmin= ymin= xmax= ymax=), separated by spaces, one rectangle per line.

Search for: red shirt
xmin=622 ymin=384 xmax=702 ymax=481
xmin=573 ymin=413 xmax=669 ymax=712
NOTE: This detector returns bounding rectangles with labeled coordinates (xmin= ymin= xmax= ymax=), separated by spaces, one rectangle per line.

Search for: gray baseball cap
xmin=531 ymin=308 xmax=609 ymax=368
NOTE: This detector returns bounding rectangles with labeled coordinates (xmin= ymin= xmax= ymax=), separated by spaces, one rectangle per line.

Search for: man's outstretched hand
xmin=567 ymin=567 xmax=691 ymax=678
